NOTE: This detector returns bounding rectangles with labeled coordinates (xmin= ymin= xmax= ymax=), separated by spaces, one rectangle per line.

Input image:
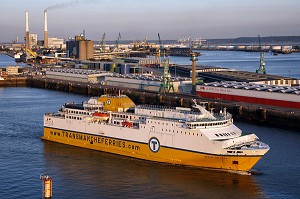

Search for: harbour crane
xmin=157 ymin=33 xmax=164 ymax=57
xmin=158 ymin=33 xmax=174 ymax=94
xmin=256 ymin=34 xmax=266 ymax=74
xmin=99 ymin=32 xmax=105 ymax=53
xmin=113 ymin=32 xmax=121 ymax=52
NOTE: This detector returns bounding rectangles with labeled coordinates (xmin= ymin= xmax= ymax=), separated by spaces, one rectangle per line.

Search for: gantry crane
xmin=256 ymin=34 xmax=266 ymax=74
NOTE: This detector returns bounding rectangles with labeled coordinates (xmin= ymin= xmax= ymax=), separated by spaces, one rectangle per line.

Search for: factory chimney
xmin=44 ymin=10 xmax=48 ymax=49
xmin=25 ymin=11 xmax=30 ymax=50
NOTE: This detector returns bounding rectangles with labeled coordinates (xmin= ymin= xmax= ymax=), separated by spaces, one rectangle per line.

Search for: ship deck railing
xmin=136 ymin=104 xmax=207 ymax=116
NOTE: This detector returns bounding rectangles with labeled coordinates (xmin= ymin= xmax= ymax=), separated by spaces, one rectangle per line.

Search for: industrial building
xmin=66 ymin=35 xmax=94 ymax=60
xmin=45 ymin=68 xmax=193 ymax=93
xmin=79 ymin=60 xmax=143 ymax=74
xmin=29 ymin=33 xmax=38 ymax=48
xmin=48 ymin=37 xmax=65 ymax=49
xmin=46 ymin=69 xmax=111 ymax=83
xmin=6 ymin=66 xmax=19 ymax=76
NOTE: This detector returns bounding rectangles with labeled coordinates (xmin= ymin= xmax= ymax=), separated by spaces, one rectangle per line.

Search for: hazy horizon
xmin=1 ymin=0 xmax=299 ymax=43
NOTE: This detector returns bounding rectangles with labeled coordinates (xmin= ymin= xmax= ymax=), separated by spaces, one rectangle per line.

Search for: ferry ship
xmin=43 ymin=95 xmax=269 ymax=172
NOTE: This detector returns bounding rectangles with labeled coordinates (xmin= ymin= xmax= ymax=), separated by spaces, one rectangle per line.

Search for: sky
xmin=0 ymin=0 xmax=299 ymax=42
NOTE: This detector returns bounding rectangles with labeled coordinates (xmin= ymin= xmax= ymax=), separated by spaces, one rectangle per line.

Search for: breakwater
xmin=22 ymin=77 xmax=300 ymax=129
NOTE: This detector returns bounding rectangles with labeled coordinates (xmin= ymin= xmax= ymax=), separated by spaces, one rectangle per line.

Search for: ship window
xmin=215 ymin=134 xmax=219 ymax=137
xmin=232 ymin=161 xmax=239 ymax=165
xmin=237 ymin=151 xmax=243 ymax=153
xmin=193 ymin=133 xmax=194 ymax=136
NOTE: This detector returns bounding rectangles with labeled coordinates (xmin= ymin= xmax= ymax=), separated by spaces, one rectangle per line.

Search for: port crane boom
xmin=256 ymin=34 xmax=266 ymax=74
xmin=99 ymin=32 xmax=105 ymax=53
xmin=158 ymin=33 xmax=174 ymax=94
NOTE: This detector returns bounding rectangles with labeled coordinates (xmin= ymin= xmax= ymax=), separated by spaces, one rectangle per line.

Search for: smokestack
xmin=44 ymin=10 xmax=48 ymax=49
xmin=25 ymin=11 xmax=30 ymax=50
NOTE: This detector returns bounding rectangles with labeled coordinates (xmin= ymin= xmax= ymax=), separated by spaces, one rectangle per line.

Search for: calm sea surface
xmin=170 ymin=50 xmax=300 ymax=79
xmin=0 ymin=54 xmax=300 ymax=198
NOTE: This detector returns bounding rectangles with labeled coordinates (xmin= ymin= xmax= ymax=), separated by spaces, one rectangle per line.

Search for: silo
xmin=86 ymin=40 xmax=94 ymax=60
xmin=78 ymin=40 xmax=87 ymax=60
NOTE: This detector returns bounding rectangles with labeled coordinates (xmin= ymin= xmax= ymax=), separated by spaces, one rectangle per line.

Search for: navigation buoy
xmin=40 ymin=175 xmax=52 ymax=198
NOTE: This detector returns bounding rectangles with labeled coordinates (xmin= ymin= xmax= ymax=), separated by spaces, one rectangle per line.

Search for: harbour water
xmin=0 ymin=87 xmax=299 ymax=199
xmin=0 ymin=54 xmax=27 ymax=67
xmin=170 ymin=50 xmax=300 ymax=79
xmin=0 ymin=53 xmax=300 ymax=198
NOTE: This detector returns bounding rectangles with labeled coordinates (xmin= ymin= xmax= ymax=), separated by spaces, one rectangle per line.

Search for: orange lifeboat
xmin=92 ymin=112 xmax=109 ymax=120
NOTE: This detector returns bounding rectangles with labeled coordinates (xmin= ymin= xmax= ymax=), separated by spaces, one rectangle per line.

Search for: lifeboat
xmin=92 ymin=112 xmax=109 ymax=120
xmin=122 ymin=120 xmax=133 ymax=128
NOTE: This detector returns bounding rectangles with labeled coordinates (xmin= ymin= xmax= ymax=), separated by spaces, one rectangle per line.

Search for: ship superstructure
xmin=43 ymin=94 xmax=269 ymax=172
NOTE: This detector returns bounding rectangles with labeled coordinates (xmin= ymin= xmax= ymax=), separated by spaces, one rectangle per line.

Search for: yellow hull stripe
xmin=43 ymin=127 xmax=262 ymax=171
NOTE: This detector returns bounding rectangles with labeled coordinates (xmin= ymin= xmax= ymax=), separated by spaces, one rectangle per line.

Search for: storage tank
xmin=78 ymin=41 xmax=87 ymax=60
xmin=86 ymin=40 xmax=94 ymax=60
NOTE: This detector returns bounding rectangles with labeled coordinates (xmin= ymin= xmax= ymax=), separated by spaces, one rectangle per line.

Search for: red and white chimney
xmin=25 ymin=11 xmax=30 ymax=50
xmin=44 ymin=10 xmax=48 ymax=49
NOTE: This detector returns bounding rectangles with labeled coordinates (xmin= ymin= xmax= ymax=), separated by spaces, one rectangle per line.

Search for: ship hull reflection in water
xmin=43 ymin=141 xmax=264 ymax=199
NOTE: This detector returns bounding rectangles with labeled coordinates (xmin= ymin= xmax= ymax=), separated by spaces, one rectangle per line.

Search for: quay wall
xmin=4 ymin=77 xmax=300 ymax=129
xmin=0 ymin=77 xmax=27 ymax=87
